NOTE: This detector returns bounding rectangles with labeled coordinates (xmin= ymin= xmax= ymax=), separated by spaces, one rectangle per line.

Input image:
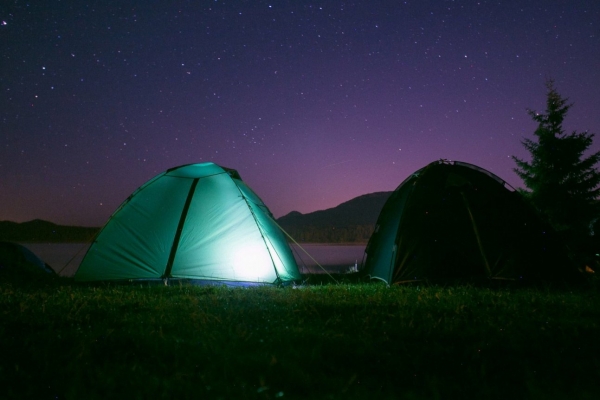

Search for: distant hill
xmin=0 ymin=191 xmax=392 ymax=244
xmin=0 ymin=219 xmax=99 ymax=243
xmin=276 ymin=191 xmax=392 ymax=243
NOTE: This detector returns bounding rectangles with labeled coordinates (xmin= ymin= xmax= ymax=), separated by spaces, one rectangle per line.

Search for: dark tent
xmin=363 ymin=160 xmax=584 ymax=285
xmin=0 ymin=242 xmax=56 ymax=277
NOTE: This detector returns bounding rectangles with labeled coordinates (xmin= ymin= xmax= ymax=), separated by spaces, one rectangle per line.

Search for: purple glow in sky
xmin=1 ymin=1 xmax=599 ymax=227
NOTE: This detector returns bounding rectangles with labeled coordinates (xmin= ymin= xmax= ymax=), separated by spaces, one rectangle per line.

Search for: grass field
xmin=1 ymin=276 xmax=599 ymax=399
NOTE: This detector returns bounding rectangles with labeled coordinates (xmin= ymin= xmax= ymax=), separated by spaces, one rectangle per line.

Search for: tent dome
xmin=0 ymin=242 xmax=56 ymax=277
xmin=75 ymin=163 xmax=300 ymax=286
xmin=363 ymin=160 xmax=583 ymax=285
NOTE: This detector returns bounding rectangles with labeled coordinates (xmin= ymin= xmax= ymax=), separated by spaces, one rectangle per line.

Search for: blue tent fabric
xmin=0 ymin=242 xmax=55 ymax=275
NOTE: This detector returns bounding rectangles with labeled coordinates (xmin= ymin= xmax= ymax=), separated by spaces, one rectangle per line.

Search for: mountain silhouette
xmin=276 ymin=191 xmax=391 ymax=243
xmin=1 ymin=191 xmax=392 ymax=243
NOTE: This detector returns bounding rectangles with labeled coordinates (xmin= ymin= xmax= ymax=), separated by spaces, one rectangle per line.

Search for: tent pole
xmin=163 ymin=178 xmax=199 ymax=279
xmin=460 ymin=192 xmax=492 ymax=277
xmin=234 ymin=185 xmax=285 ymax=285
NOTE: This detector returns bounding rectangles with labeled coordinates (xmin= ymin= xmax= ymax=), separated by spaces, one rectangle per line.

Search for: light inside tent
xmin=230 ymin=241 xmax=275 ymax=283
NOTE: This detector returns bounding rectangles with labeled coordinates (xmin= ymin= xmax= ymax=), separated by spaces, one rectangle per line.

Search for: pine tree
xmin=512 ymin=80 xmax=600 ymax=246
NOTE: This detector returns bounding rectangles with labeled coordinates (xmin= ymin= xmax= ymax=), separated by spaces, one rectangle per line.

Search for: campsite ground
xmin=1 ymin=276 xmax=599 ymax=399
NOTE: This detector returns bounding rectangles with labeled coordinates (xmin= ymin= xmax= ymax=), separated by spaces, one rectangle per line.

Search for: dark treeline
xmin=281 ymin=224 xmax=375 ymax=243
xmin=0 ymin=220 xmax=99 ymax=243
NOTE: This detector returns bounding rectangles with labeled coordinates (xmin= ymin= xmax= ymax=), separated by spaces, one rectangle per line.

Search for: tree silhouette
xmin=513 ymin=80 xmax=600 ymax=251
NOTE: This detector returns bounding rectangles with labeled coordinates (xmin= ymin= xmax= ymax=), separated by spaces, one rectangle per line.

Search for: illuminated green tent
xmin=75 ymin=163 xmax=301 ymax=286
xmin=363 ymin=160 xmax=583 ymax=285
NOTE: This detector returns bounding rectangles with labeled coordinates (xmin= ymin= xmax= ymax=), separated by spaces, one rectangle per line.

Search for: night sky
xmin=2 ymin=1 xmax=599 ymax=227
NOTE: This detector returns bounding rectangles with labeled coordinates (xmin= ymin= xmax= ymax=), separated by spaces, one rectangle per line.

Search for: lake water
xmin=18 ymin=243 xmax=367 ymax=276
xmin=290 ymin=244 xmax=366 ymax=274
xmin=19 ymin=243 xmax=90 ymax=277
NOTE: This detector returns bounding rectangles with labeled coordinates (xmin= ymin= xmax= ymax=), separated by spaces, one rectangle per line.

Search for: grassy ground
xmin=1 ymin=276 xmax=599 ymax=399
